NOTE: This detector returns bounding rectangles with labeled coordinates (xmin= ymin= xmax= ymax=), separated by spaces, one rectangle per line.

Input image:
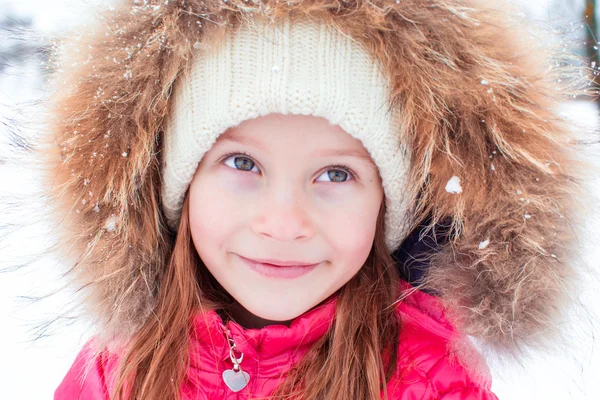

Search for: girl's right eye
xmin=223 ymin=153 xmax=260 ymax=173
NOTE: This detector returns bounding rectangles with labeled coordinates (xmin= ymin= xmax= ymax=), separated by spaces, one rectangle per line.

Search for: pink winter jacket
xmin=55 ymin=280 xmax=498 ymax=399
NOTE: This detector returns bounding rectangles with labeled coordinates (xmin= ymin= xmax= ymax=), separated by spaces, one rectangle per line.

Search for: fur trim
xmin=31 ymin=0 xmax=594 ymax=353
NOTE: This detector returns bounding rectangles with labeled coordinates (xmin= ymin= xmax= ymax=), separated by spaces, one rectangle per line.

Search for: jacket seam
xmin=398 ymin=305 xmax=455 ymax=340
xmin=189 ymin=365 xmax=288 ymax=380
xmin=425 ymin=355 xmax=491 ymax=398
xmin=402 ymin=349 xmax=481 ymax=400
xmin=432 ymin=384 xmax=490 ymax=399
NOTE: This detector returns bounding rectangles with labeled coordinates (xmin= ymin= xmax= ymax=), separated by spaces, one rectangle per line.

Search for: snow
xmin=0 ymin=1 xmax=599 ymax=399
xmin=445 ymin=175 xmax=463 ymax=194
xmin=488 ymin=100 xmax=600 ymax=400
xmin=0 ymin=2 xmax=106 ymax=398
xmin=0 ymin=160 xmax=93 ymax=398
xmin=105 ymin=214 xmax=117 ymax=232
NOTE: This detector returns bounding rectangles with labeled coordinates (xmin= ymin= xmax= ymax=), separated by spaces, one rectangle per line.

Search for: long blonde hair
xmin=112 ymin=191 xmax=402 ymax=399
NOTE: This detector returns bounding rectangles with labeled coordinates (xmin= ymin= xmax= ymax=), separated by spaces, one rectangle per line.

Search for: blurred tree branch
xmin=0 ymin=10 xmax=50 ymax=77
xmin=585 ymin=0 xmax=600 ymax=105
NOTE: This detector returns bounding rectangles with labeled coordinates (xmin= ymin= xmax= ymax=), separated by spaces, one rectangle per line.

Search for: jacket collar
xmin=190 ymin=294 xmax=338 ymax=364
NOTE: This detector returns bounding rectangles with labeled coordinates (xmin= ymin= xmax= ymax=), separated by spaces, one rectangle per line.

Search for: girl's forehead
xmin=217 ymin=113 xmax=373 ymax=156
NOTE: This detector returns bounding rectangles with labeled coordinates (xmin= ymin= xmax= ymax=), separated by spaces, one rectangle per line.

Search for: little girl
xmin=45 ymin=0 xmax=586 ymax=399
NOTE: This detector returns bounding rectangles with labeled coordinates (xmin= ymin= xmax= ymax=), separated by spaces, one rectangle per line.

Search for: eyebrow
xmin=316 ymin=148 xmax=374 ymax=163
xmin=219 ymin=136 xmax=374 ymax=163
xmin=219 ymin=135 xmax=265 ymax=149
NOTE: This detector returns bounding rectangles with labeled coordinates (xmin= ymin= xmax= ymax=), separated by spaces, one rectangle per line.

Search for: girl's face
xmin=189 ymin=113 xmax=383 ymax=327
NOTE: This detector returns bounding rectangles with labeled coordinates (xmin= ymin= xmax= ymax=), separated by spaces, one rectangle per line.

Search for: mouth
xmin=237 ymin=255 xmax=320 ymax=279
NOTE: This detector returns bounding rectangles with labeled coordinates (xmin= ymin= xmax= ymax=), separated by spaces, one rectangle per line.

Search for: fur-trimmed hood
xmin=34 ymin=0 xmax=592 ymax=355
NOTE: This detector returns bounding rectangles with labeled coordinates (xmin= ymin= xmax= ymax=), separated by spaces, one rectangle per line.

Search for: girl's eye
xmin=221 ymin=152 xmax=354 ymax=183
xmin=316 ymin=166 xmax=354 ymax=183
xmin=223 ymin=154 xmax=260 ymax=173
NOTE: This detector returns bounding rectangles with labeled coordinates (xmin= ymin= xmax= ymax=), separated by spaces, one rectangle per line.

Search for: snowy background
xmin=1 ymin=0 xmax=599 ymax=399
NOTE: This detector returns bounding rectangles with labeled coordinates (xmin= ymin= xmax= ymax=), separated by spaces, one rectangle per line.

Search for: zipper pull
xmin=222 ymin=327 xmax=251 ymax=392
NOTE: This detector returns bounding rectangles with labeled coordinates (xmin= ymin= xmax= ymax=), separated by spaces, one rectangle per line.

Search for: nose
xmin=252 ymin=186 xmax=314 ymax=243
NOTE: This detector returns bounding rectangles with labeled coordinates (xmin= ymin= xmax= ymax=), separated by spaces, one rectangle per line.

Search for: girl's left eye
xmin=315 ymin=166 xmax=355 ymax=183
xmin=221 ymin=152 xmax=355 ymax=183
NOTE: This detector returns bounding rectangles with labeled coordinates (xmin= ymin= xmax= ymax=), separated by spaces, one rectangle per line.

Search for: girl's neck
xmin=218 ymin=293 xmax=338 ymax=330
xmin=218 ymin=302 xmax=294 ymax=329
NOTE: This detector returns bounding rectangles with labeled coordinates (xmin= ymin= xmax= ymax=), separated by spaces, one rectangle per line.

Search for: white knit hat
xmin=162 ymin=17 xmax=411 ymax=252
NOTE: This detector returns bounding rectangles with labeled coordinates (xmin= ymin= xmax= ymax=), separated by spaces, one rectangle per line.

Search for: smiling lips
xmin=237 ymin=255 xmax=320 ymax=279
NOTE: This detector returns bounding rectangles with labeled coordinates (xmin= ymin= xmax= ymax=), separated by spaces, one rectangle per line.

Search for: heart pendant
xmin=222 ymin=368 xmax=250 ymax=392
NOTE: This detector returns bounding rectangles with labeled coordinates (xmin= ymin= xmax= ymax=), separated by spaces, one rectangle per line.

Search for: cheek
xmin=188 ymin=175 xmax=238 ymax=258
xmin=320 ymin=190 xmax=381 ymax=262
xmin=189 ymin=170 xmax=250 ymax=224
xmin=188 ymin=168 xmax=264 ymax=254
xmin=329 ymin=210 xmax=378 ymax=254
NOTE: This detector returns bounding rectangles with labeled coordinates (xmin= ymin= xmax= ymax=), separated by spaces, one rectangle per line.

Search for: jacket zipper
xmin=221 ymin=324 xmax=251 ymax=392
